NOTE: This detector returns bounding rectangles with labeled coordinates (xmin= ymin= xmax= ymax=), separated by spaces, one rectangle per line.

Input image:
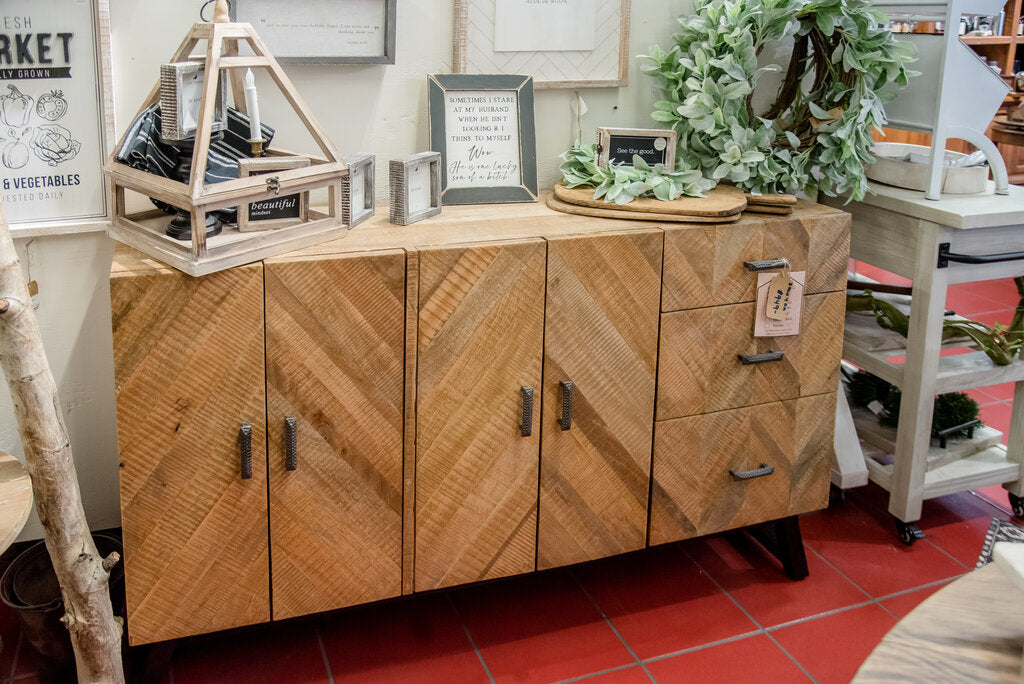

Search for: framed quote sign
xmin=597 ymin=127 xmax=677 ymax=170
xmin=0 ymin=0 xmax=114 ymax=235
xmin=232 ymin=0 xmax=397 ymax=64
xmin=453 ymin=0 xmax=630 ymax=88
xmin=428 ymin=74 xmax=537 ymax=205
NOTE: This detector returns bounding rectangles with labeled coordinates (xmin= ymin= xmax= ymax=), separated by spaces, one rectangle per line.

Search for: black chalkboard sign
xmin=597 ymin=127 xmax=677 ymax=170
xmin=236 ymin=155 xmax=310 ymax=232
xmin=249 ymin=193 xmax=302 ymax=222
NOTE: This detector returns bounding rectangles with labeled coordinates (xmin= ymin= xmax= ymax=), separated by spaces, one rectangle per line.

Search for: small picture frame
xmin=159 ymin=61 xmax=229 ymax=141
xmin=597 ymin=127 xmax=678 ymax=170
xmin=389 ymin=152 xmax=442 ymax=226
xmin=428 ymin=73 xmax=538 ymax=205
xmin=342 ymin=154 xmax=376 ymax=228
xmin=237 ymin=156 xmax=311 ymax=232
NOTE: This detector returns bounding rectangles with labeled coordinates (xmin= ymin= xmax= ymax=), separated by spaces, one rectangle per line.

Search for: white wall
xmin=10 ymin=0 xmax=693 ymax=540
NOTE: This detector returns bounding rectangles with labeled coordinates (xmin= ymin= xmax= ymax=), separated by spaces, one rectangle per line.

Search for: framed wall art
xmin=0 ymin=0 xmax=115 ymax=236
xmin=452 ymin=0 xmax=630 ymax=89
xmin=389 ymin=152 xmax=441 ymax=226
xmin=597 ymin=127 xmax=677 ymax=170
xmin=341 ymin=153 xmax=375 ymax=228
xmin=428 ymin=74 xmax=537 ymax=205
xmin=236 ymin=156 xmax=310 ymax=232
xmin=232 ymin=0 xmax=397 ymax=64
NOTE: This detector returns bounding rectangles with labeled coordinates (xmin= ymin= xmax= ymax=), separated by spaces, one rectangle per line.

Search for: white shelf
xmin=844 ymin=335 xmax=1024 ymax=393
xmin=865 ymin=443 xmax=1019 ymax=499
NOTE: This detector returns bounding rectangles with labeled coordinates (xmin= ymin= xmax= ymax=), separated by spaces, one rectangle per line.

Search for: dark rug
xmin=977 ymin=517 xmax=1024 ymax=568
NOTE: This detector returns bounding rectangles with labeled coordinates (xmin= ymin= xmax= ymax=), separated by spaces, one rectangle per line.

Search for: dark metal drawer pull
xmin=938 ymin=242 xmax=1024 ymax=269
xmin=519 ymin=386 xmax=534 ymax=437
xmin=285 ymin=417 xmax=298 ymax=471
xmin=239 ymin=423 xmax=253 ymax=480
xmin=730 ymin=464 xmax=774 ymax=481
xmin=559 ymin=381 xmax=574 ymax=431
xmin=744 ymin=258 xmax=791 ymax=272
xmin=738 ymin=351 xmax=785 ymax=365
xmin=936 ymin=418 xmax=981 ymax=449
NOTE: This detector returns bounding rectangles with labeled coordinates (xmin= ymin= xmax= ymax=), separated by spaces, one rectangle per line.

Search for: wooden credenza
xmin=110 ymin=198 xmax=849 ymax=645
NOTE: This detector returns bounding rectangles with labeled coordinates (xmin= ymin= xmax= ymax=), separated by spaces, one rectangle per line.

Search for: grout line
xmin=873 ymin=574 xmax=964 ymax=604
xmin=314 ymin=623 xmax=336 ymax=684
xmin=554 ymin=662 xmax=650 ymax=684
xmin=446 ymin=594 xmax=496 ymax=684
xmin=639 ymin=629 xmax=765 ymax=665
xmin=568 ymin=569 xmax=656 ymax=681
xmin=969 ymin=488 xmax=1014 ymax=517
xmin=922 ymin=535 xmax=971 ymax=571
xmin=801 ymin=543 xmax=873 ymax=600
xmin=682 ymin=548 xmax=818 ymax=684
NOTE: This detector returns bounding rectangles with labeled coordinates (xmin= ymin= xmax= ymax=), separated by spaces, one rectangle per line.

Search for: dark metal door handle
xmin=239 ymin=423 xmax=253 ymax=480
xmin=938 ymin=242 xmax=1024 ymax=268
xmin=738 ymin=351 xmax=785 ymax=365
xmin=559 ymin=381 xmax=574 ymax=431
xmin=285 ymin=417 xmax=298 ymax=471
xmin=519 ymin=386 xmax=534 ymax=437
xmin=730 ymin=464 xmax=774 ymax=481
xmin=744 ymin=258 xmax=791 ymax=272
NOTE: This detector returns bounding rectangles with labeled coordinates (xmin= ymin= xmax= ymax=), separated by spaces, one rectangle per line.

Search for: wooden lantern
xmin=102 ymin=3 xmax=349 ymax=276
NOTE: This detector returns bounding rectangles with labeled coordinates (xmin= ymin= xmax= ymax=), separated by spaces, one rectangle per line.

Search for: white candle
xmin=244 ymin=68 xmax=261 ymax=142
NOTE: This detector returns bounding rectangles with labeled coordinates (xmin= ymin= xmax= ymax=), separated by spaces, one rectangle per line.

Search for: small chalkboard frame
xmin=342 ymin=154 xmax=376 ymax=228
xmin=236 ymin=156 xmax=311 ymax=232
xmin=596 ymin=127 xmax=677 ymax=171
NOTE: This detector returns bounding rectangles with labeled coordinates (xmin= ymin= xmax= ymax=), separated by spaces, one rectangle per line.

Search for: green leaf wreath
xmin=561 ymin=0 xmax=917 ymax=204
xmin=640 ymin=0 xmax=917 ymax=201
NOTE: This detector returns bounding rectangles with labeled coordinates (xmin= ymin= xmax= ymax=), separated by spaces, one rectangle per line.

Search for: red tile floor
xmin=2 ymin=267 xmax=1021 ymax=684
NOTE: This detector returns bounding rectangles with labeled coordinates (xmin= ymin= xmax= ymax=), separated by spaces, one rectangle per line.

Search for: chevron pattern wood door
xmin=538 ymin=231 xmax=662 ymax=570
xmin=112 ymin=265 xmax=269 ymax=645
xmin=265 ymin=252 xmax=406 ymax=620
xmin=415 ymin=240 xmax=546 ymax=591
xmin=657 ymin=291 xmax=845 ymax=420
xmin=661 ymin=213 xmax=850 ymax=311
xmin=650 ymin=394 xmax=835 ymax=545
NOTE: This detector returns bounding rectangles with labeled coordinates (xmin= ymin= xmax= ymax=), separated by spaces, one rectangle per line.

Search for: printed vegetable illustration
xmin=0 ymin=85 xmax=34 ymax=128
xmin=31 ymin=124 xmax=80 ymax=166
xmin=36 ymin=90 xmax=68 ymax=121
xmin=2 ymin=127 xmax=32 ymax=169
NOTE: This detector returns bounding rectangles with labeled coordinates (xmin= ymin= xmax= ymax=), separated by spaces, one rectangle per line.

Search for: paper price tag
xmin=754 ymin=270 xmax=805 ymax=337
xmin=27 ymin=280 xmax=39 ymax=310
xmin=766 ymin=269 xmax=793 ymax=321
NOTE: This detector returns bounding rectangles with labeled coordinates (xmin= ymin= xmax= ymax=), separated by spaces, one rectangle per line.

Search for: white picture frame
xmin=2 ymin=0 xmax=115 ymax=237
xmin=342 ymin=154 xmax=375 ymax=228
xmin=452 ymin=0 xmax=630 ymax=89
xmin=389 ymin=152 xmax=441 ymax=226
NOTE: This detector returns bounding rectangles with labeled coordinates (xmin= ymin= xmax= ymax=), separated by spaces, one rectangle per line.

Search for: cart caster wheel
xmin=895 ymin=519 xmax=926 ymax=546
xmin=1009 ymin=493 xmax=1024 ymax=519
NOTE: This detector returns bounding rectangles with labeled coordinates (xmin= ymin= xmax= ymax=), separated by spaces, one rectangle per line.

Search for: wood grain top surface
xmin=111 ymin=191 xmax=844 ymax=275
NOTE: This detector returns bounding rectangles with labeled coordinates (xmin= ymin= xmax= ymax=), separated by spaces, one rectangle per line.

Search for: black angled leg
xmin=747 ymin=515 xmax=809 ymax=580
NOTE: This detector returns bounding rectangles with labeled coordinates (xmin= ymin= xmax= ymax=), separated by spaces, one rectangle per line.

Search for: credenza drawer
xmin=649 ymin=394 xmax=835 ymax=545
xmin=656 ymin=291 xmax=844 ymax=420
xmin=661 ymin=211 xmax=849 ymax=311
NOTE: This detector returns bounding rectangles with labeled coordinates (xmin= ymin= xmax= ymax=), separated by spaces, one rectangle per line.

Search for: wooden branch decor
xmin=0 ymin=199 xmax=123 ymax=682
xmin=102 ymin=0 xmax=349 ymax=276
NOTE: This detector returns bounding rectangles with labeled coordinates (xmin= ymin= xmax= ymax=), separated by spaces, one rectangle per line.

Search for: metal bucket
xmin=0 ymin=533 xmax=124 ymax=681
